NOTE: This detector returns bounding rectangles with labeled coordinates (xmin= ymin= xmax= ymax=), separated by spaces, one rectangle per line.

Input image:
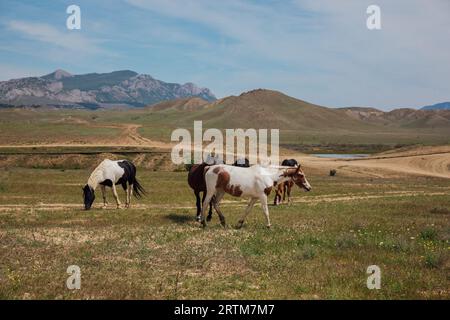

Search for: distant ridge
xmin=421 ymin=102 xmax=450 ymax=110
xmin=42 ymin=69 xmax=73 ymax=80
xmin=0 ymin=70 xmax=216 ymax=108
xmin=149 ymin=89 xmax=450 ymax=130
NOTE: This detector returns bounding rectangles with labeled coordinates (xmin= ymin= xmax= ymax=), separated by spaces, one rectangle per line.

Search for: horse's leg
xmin=121 ymin=183 xmax=129 ymax=208
xmin=212 ymin=190 xmax=226 ymax=227
xmin=282 ymin=183 xmax=287 ymax=203
xmin=124 ymin=184 xmax=130 ymax=208
xmin=236 ymin=197 xmax=257 ymax=229
xmin=260 ymin=194 xmax=271 ymax=228
xmin=195 ymin=191 xmax=201 ymax=222
xmin=127 ymin=183 xmax=133 ymax=209
xmin=208 ymin=197 xmax=214 ymax=221
xmin=200 ymin=190 xmax=215 ymax=228
xmin=274 ymin=185 xmax=282 ymax=206
xmin=112 ymin=184 xmax=122 ymax=209
xmin=204 ymin=191 xmax=213 ymax=222
xmin=287 ymin=182 xmax=293 ymax=205
xmin=100 ymin=185 xmax=107 ymax=209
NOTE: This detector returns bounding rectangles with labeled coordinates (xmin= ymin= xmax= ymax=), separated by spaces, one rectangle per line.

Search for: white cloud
xmin=6 ymin=20 xmax=107 ymax=55
xmin=1 ymin=1 xmax=449 ymax=109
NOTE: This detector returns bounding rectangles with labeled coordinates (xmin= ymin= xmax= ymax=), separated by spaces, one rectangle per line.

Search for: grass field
xmin=0 ymin=167 xmax=448 ymax=299
xmin=0 ymin=107 xmax=449 ymax=299
xmin=1 ymin=109 xmax=450 ymax=151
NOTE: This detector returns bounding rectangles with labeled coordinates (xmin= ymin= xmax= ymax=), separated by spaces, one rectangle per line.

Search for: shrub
xmin=424 ymin=252 xmax=444 ymax=269
xmin=420 ymin=228 xmax=438 ymax=241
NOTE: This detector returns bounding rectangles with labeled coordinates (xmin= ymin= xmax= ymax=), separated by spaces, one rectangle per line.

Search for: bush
xmin=424 ymin=252 xmax=444 ymax=269
xmin=420 ymin=228 xmax=438 ymax=241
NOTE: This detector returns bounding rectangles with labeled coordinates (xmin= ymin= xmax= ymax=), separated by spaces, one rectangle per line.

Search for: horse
xmin=233 ymin=158 xmax=250 ymax=167
xmin=200 ymin=164 xmax=311 ymax=228
xmin=82 ymin=159 xmax=145 ymax=210
xmin=274 ymin=159 xmax=299 ymax=205
xmin=187 ymin=155 xmax=223 ymax=221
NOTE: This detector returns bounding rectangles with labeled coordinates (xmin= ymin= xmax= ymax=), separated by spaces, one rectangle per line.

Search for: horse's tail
xmin=132 ymin=178 xmax=146 ymax=199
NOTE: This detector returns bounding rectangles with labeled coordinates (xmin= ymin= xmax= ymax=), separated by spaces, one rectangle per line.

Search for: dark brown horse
xmin=187 ymin=155 xmax=223 ymax=221
xmin=188 ymin=163 xmax=214 ymax=221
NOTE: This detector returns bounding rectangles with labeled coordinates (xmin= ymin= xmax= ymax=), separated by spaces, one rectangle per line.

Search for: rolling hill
xmin=340 ymin=106 xmax=450 ymax=128
xmin=149 ymin=97 xmax=209 ymax=112
xmin=152 ymin=89 xmax=376 ymax=131
xmin=148 ymin=89 xmax=450 ymax=131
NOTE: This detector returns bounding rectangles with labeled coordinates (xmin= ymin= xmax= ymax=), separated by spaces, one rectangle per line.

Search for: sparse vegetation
xmin=0 ymin=166 xmax=449 ymax=299
xmin=0 ymin=105 xmax=449 ymax=299
xmin=420 ymin=228 xmax=438 ymax=241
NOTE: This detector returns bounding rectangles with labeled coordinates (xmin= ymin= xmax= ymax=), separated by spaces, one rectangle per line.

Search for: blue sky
xmin=0 ymin=0 xmax=449 ymax=110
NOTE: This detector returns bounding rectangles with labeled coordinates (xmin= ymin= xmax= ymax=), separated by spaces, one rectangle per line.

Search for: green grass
xmin=0 ymin=168 xmax=449 ymax=299
xmin=1 ymin=108 xmax=450 ymax=148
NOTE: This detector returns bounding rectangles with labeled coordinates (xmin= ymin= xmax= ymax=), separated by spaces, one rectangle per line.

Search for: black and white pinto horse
xmin=83 ymin=159 xmax=145 ymax=210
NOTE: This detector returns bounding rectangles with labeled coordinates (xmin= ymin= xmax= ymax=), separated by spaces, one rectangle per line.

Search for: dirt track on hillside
xmin=0 ymin=122 xmax=174 ymax=150
xmin=1 ymin=119 xmax=449 ymax=179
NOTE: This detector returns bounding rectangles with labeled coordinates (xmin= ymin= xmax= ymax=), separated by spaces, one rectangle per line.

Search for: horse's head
xmin=284 ymin=166 xmax=312 ymax=191
xmin=82 ymin=184 xmax=95 ymax=210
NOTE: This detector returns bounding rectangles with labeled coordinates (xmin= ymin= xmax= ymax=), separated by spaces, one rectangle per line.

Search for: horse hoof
xmin=206 ymin=215 xmax=212 ymax=222
xmin=266 ymin=224 xmax=272 ymax=229
xmin=220 ymin=221 xmax=226 ymax=228
xmin=196 ymin=216 xmax=201 ymax=222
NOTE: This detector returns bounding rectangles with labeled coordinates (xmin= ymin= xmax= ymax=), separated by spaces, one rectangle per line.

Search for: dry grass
xmin=0 ymin=167 xmax=449 ymax=299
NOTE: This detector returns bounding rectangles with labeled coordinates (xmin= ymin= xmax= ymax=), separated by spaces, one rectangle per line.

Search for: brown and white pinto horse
xmin=200 ymin=164 xmax=311 ymax=228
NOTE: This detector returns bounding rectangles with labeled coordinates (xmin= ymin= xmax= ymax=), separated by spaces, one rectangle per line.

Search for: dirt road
xmin=0 ymin=189 xmax=447 ymax=212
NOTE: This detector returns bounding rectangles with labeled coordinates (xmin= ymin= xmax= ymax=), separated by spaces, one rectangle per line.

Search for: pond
xmin=312 ymin=154 xmax=370 ymax=159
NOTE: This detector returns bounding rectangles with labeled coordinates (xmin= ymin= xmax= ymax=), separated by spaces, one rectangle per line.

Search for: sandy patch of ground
xmin=285 ymin=146 xmax=450 ymax=179
xmin=19 ymin=226 xmax=118 ymax=245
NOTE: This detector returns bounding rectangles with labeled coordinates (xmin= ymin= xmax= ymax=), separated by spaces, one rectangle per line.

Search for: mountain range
xmin=0 ymin=69 xmax=216 ymax=108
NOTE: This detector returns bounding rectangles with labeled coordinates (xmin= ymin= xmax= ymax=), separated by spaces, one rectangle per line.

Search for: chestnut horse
xmin=274 ymin=159 xmax=299 ymax=205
